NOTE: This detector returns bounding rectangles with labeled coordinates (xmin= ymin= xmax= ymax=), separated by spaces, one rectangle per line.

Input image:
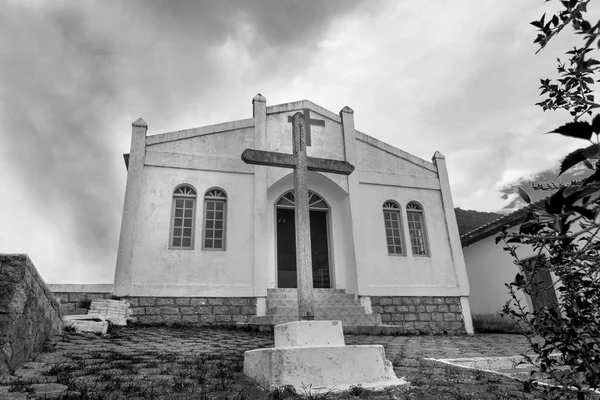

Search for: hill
xmin=454 ymin=208 xmax=503 ymax=236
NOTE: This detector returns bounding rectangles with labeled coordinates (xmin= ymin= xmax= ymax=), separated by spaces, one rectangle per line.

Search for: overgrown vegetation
xmin=499 ymin=1 xmax=600 ymax=398
xmin=471 ymin=314 xmax=524 ymax=334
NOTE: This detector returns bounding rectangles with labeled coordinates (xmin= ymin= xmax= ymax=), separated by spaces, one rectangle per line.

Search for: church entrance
xmin=276 ymin=190 xmax=331 ymax=289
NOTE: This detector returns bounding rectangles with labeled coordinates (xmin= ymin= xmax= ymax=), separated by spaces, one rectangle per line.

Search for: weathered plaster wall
xmin=128 ymin=166 xmax=255 ymax=297
xmin=462 ymin=227 xmax=537 ymax=316
xmin=147 ymin=127 xmax=254 ymax=158
xmin=357 ymin=139 xmax=438 ymax=179
xmin=0 ymin=254 xmax=62 ymax=376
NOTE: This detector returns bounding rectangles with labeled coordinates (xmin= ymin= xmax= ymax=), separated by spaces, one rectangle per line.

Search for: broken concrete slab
xmin=63 ymin=318 xmax=108 ymax=335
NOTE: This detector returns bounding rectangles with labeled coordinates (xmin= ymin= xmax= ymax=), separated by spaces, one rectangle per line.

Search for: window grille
xmin=171 ymin=185 xmax=197 ymax=249
xmin=203 ymin=188 xmax=227 ymax=250
xmin=383 ymin=201 xmax=404 ymax=255
xmin=407 ymin=202 xmax=429 ymax=256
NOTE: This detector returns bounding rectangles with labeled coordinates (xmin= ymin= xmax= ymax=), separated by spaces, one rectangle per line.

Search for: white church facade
xmin=111 ymin=94 xmax=473 ymax=334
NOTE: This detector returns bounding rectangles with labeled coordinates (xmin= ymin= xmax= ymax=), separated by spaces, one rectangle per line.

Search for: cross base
xmin=243 ymin=321 xmax=408 ymax=393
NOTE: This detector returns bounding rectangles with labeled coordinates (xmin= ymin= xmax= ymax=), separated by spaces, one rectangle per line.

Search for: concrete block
xmin=64 ymin=319 xmax=108 ymax=335
xmin=275 ymin=321 xmax=344 ymax=348
xmin=138 ymin=298 xmax=156 ymax=306
xmin=182 ymin=315 xmax=198 ymax=323
xmin=159 ymin=307 xmax=179 ymax=315
xmin=380 ymin=298 xmax=392 ymax=306
xmin=444 ymin=313 xmax=457 ymax=321
xmin=190 ymin=298 xmax=208 ymax=306
xmin=244 ymin=345 xmax=406 ymax=393
xmin=163 ymin=315 xmax=181 ymax=324
xmin=226 ymin=298 xmax=248 ymax=306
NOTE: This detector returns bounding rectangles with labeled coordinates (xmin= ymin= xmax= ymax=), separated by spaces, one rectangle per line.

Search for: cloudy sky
xmin=1 ymin=0 xmax=597 ymax=283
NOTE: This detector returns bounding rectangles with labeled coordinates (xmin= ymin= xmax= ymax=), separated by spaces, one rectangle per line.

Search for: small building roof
xmin=460 ymin=197 xmax=547 ymax=247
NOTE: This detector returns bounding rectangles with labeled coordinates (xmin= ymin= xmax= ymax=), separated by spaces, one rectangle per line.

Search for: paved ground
xmin=0 ymin=326 xmax=533 ymax=399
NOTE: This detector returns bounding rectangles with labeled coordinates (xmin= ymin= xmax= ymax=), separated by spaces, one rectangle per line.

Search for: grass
xmin=472 ymin=313 xmax=525 ymax=334
xmin=8 ymin=326 xmax=599 ymax=400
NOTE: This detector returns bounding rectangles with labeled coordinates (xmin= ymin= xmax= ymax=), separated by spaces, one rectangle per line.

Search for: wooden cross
xmin=242 ymin=112 xmax=355 ymax=320
xmin=287 ymin=109 xmax=324 ymax=146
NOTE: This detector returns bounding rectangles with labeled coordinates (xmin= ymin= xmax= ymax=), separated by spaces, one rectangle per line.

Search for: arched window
xmin=407 ymin=202 xmax=429 ymax=256
xmin=202 ymin=188 xmax=227 ymax=250
xmin=170 ymin=185 xmax=197 ymax=249
xmin=383 ymin=201 xmax=405 ymax=255
xmin=276 ymin=190 xmax=329 ymax=210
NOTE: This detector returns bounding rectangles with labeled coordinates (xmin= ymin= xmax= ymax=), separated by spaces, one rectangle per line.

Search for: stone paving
xmin=0 ymin=326 xmax=532 ymax=399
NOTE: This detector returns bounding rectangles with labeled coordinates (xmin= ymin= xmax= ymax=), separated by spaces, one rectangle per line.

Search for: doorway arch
xmin=275 ymin=190 xmax=332 ymax=288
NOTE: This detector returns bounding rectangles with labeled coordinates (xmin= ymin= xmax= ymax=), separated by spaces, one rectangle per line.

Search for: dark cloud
xmin=1 ymin=4 xmax=122 ymax=264
xmin=0 ymin=1 xmax=366 ymax=282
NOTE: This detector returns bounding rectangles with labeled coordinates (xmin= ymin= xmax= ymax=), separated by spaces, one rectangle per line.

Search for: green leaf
xmin=545 ymin=187 xmax=565 ymax=214
xmin=546 ymin=121 xmax=593 ymax=141
xmin=592 ymin=114 xmax=600 ymax=134
xmin=558 ymin=145 xmax=599 ymax=176
xmin=518 ymin=187 xmax=532 ymax=204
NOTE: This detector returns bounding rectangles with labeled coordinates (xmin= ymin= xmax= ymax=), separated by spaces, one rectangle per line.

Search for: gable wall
xmin=128 ymin=165 xmax=255 ymax=297
xmin=147 ymin=127 xmax=254 ymax=158
xmin=264 ymin=112 xmax=348 ymax=191
xmin=356 ymin=139 xmax=438 ymax=179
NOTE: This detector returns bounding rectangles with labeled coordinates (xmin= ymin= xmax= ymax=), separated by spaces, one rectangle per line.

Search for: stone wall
xmin=369 ymin=296 xmax=465 ymax=334
xmin=52 ymin=293 xmax=257 ymax=325
xmin=53 ymin=291 xmax=113 ymax=312
xmin=127 ymin=297 xmax=257 ymax=324
xmin=0 ymin=254 xmax=63 ymax=376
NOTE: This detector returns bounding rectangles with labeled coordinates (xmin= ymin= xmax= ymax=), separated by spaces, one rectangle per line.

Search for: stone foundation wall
xmin=369 ymin=296 xmax=465 ymax=334
xmin=52 ymin=293 xmax=257 ymax=325
xmin=0 ymin=254 xmax=63 ymax=376
xmin=53 ymin=292 xmax=113 ymax=312
xmin=128 ymin=297 xmax=257 ymax=324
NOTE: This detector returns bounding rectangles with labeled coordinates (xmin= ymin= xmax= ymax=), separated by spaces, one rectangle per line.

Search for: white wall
xmin=354 ymin=184 xmax=461 ymax=296
xmin=128 ymin=166 xmax=255 ymax=297
xmin=265 ymin=113 xmax=348 ymax=192
xmin=462 ymin=226 xmax=536 ymax=316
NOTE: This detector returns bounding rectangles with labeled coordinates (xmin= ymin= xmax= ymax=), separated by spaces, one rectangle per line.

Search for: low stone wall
xmin=369 ymin=296 xmax=465 ymax=334
xmin=0 ymin=254 xmax=63 ymax=376
xmin=128 ymin=297 xmax=257 ymax=324
xmin=52 ymin=291 xmax=113 ymax=312
xmin=51 ymin=292 xmax=257 ymax=325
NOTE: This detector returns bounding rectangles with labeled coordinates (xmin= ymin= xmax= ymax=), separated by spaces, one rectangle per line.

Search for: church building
xmin=113 ymin=94 xmax=473 ymax=334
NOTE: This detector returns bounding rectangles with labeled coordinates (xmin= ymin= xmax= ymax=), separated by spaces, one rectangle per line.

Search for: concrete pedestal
xmin=244 ymin=320 xmax=408 ymax=393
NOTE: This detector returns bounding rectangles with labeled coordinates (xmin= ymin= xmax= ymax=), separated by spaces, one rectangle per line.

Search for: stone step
xmin=267 ymin=288 xmax=347 ymax=294
xmin=267 ymin=306 xmax=367 ymax=316
xmin=251 ymin=313 xmax=382 ymax=327
xmin=266 ymin=298 xmax=361 ymax=308
xmin=266 ymin=293 xmax=356 ymax=301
